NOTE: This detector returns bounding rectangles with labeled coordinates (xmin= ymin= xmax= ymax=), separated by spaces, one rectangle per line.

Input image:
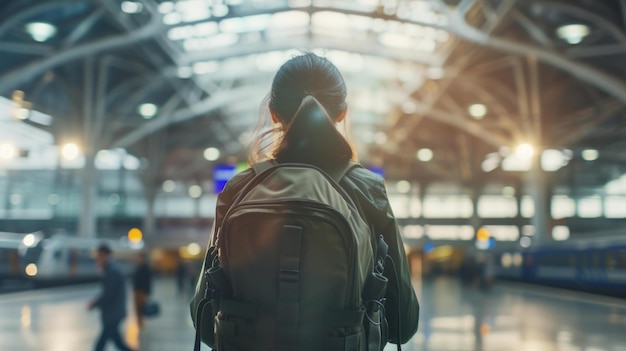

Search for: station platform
xmin=1 ymin=276 xmax=625 ymax=351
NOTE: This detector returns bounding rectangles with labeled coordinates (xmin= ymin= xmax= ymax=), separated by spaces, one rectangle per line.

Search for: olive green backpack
xmin=193 ymin=161 xmax=391 ymax=351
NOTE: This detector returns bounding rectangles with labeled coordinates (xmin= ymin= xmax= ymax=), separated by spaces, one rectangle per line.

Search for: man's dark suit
xmin=93 ymin=260 xmax=132 ymax=351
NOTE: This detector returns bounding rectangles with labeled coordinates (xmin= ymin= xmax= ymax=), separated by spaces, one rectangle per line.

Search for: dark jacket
xmin=132 ymin=263 xmax=152 ymax=294
xmin=95 ymin=260 xmax=127 ymax=324
xmin=191 ymin=163 xmax=420 ymax=344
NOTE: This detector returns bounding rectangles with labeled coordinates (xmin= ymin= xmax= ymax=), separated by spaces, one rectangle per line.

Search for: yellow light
xmin=476 ymin=227 xmax=490 ymax=241
xmin=128 ymin=228 xmax=143 ymax=243
xmin=187 ymin=242 xmax=201 ymax=256
xmin=25 ymin=263 xmax=38 ymax=277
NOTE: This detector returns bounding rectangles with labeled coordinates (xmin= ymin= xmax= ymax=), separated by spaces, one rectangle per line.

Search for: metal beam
xmin=408 ymin=101 xmax=510 ymax=148
xmin=0 ymin=0 xmax=86 ymax=37
xmin=0 ymin=42 xmax=52 ymax=55
xmin=446 ymin=0 xmax=626 ymax=104
xmin=180 ymin=34 xmax=442 ymax=66
xmin=111 ymin=86 xmax=260 ymax=149
xmin=511 ymin=10 xmax=554 ymax=48
xmin=566 ymin=44 xmax=626 ymax=59
xmin=0 ymin=15 xmax=161 ymax=94
xmin=539 ymin=1 xmax=626 ymax=43
xmin=63 ymin=8 xmax=106 ymax=48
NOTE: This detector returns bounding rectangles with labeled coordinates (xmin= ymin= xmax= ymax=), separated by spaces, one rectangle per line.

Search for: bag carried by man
xmin=193 ymin=161 xmax=392 ymax=351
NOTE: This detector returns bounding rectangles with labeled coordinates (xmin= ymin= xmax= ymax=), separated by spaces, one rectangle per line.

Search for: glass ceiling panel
xmin=159 ymin=1 xmax=451 ymax=60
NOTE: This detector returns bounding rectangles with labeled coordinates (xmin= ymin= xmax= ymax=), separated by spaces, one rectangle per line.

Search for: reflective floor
xmin=0 ymin=276 xmax=625 ymax=351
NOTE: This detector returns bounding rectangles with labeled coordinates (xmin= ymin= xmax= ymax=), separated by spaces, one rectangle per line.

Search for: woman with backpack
xmin=191 ymin=52 xmax=419 ymax=351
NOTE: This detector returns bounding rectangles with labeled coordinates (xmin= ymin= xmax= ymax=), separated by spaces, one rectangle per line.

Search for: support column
xmin=78 ymin=56 xmax=97 ymax=238
xmin=78 ymin=152 xmax=97 ymax=237
xmin=143 ymin=188 xmax=157 ymax=237
xmin=469 ymin=188 xmax=482 ymax=240
xmin=3 ymin=171 xmax=11 ymax=215
xmin=527 ymin=156 xmax=550 ymax=245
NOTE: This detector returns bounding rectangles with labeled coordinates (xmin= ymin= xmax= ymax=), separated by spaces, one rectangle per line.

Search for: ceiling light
xmin=158 ymin=1 xmax=175 ymax=14
xmin=396 ymin=180 xmax=411 ymax=194
xmin=468 ymin=104 xmax=487 ymax=119
xmin=204 ymin=147 xmax=220 ymax=161
xmin=61 ymin=143 xmax=80 ymax=160
xmin=417 ymin=148 xmax=433 ymax=162
xmin=48 ymin=194 xmax=60 ymax=205
xmin=0 ymin=143 xmax=17 ymax=160
xmin=162 ymin=180 xmax=176 ymax=192
xmin=541 ymin=149 xmax=568 ymax=172
xmin=10 ymin=194 xmax=22 ymax=205
xmin=138 ymin=103 xmax=158 ymax=119
xmin=188 ymin=185 xmax=203 ymax=198
xmin=123 ymin=156 xmax=141 ymax=170
xmin=581 ymin=149 xmax=598 ymax=161
xmin=121 ymin=1 xmax=143 ymax=14
xmin=425 ymin=66 xmax=445 ymax=80
xmin=556 ymin=24 xmax=590 ymax=44
xmin=25 ymin=22 xmax=57 ymax=42
xmin=502 ymin=186 xmax=515 ymax=197
xmin=177 ymin=66 xmax=193 ymax=79
xmin=515 ymin=143 xmax=534 ymax=159
xmin=193 ymin=61 xmax=219 ymax=75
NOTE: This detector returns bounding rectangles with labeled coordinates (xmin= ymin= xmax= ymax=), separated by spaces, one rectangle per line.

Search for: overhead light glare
xmin=396 ymin=180 xmax=411 ymax=194
xmin=515 ymin=143 xmax=534 ymax=159
xmin=541 ymin=149 xmax=569 ymax=172
xmin=138 ymin=103 xmax=158 ymax=119
xmin=61 ymin=143 xmax=80 ymax=160
xmin=193 ymin=61 xmax=219 ymax=75
xmin=556 ymin=24 xmax=590 ymax=44
xmin=204 ymin=147 xmax=220 ymax=161
xmin=468 ymin=104 xmax=487 ymax=119
xmin=177 ymin=66 xmax=193 ymax=78
xmin=158 ymin=1 xmax=175 ymax=14
xmin=121 ymin=1 xmax=143 ymax=14
xmin=48 ymin=194 xmax=60 ymax=205
xmin=25 ymin=22 xmax=57 ymax=42
xmin=188 ymin=185 xmax=203 ymax=198
xmin=417 ymin=148 xmax=433 ymax=162
xmin=581 ymin=149 xmax=598 ymax=161
xmin=162 ymin=180 xmax=176 ymax=192
xmin=0 ymin=143 xmax=17 ymax=160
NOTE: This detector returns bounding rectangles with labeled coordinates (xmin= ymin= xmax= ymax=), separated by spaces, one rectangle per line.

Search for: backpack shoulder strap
xmin=251 ymin=159 xmax=278 ymax=175
xmin=327 ymin=161 xmax=362 ymax=184
xmin=252 ymin=160 xmax=361 ymax=184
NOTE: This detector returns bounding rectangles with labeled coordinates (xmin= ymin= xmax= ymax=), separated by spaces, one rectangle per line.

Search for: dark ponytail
xmin=276 ymin=95 xmax=352 ymax=168
xmin=248 ymin=53 xmax=356 ymax=167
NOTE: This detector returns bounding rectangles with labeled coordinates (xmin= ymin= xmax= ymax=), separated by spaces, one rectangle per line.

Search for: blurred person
xmin=176 ymin=257 xmax=188 ymax=295
xmin=88 ymin=244 xmax=134 ymax=351
xmin=132 ymin=252 xmax=152 ymax=329
xmin=191 ymin=52 xmax=419 ymax=350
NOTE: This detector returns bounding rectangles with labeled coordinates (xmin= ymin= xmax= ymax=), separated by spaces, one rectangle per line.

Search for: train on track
xmin=0 ymin=231 xmax=142 ymax=289
xmin=493 ymin=235 xmax=626 ymax=297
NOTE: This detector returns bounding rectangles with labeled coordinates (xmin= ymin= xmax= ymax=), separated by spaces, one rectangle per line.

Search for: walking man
xmin=88 ymin=244 xmax=134 ymax=351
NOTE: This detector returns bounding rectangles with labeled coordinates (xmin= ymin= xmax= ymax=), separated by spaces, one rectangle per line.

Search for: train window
xmin=53 ymin=250 xmax=63 ymax=261
xmin=618 ymin=250 xmax=626 ymax=268
xmin=23 ymin=245 xmax=43 ymax=264
xmin=581 ymin=254 xmax=588 ymax=267
xmin=606 ymin=253 xmax=616 ymax=269
xmin=592 ymin=252 xmax=601 ymax=268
